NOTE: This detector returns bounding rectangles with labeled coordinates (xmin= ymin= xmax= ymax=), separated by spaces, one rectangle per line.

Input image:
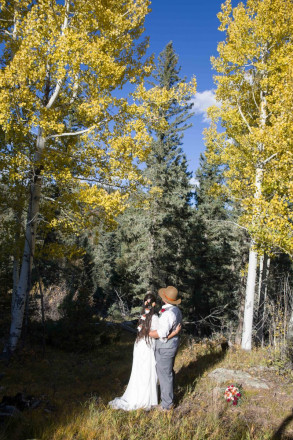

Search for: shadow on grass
xmin=0 ymin=332 xmax=136 ymax=440
xmin=271 ymin=409 xmax=293 ymax=440
xmin=175 ymin=348 xmax=227 ymax=404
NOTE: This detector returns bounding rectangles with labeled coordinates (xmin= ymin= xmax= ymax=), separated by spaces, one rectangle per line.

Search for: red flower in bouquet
xmin=224 ymin=385 xmax=242 ymax=406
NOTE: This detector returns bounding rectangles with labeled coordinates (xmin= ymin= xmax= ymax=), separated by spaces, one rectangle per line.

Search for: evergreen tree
xmin=115 ymin=42 xmax=195 ymax=304
xmin=92 ymin=229 xmax=125 ymax=317
xmin=191 ymin=153 xmax=249 ymax=336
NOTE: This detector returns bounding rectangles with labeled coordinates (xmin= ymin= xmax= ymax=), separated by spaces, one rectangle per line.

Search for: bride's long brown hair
xmin=136 ymin=293 xmax=156 ymax=345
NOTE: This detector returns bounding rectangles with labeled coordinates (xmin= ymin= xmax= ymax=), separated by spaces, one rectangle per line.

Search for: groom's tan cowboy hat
xmin=158 ymin=286 xmax=181 ymax=305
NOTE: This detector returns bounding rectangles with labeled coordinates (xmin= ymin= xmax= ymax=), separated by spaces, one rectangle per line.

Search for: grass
xmin=0 ymin=331 xmax=293 ymax=440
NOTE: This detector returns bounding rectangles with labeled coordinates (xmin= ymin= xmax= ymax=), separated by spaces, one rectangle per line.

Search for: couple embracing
xmin=109 ymin=286 xmax=182 ymax=411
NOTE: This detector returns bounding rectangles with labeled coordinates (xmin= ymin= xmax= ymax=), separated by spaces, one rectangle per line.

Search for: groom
xmin=149 ymin=286 xmax=182 ymax=411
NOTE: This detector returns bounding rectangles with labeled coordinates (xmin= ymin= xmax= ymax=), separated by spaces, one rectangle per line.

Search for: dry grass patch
xmin=0 ymin=335 xmax=293 ymax=439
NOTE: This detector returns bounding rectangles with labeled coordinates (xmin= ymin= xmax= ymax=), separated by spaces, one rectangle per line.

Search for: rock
xmin=44 ymin=402 xmax=57 ymax=412
xmin=0 ymin=393 xmax=42 ymax=411
xmin=30 ymin=400 xmax=41 ymax=410
xmin=0 ymin=405 xmax=21 ymax=417
xmin=208 ymin=368 xmax=270 ymax=389
xmin=248 ymin=366 xmax=277 ymax=373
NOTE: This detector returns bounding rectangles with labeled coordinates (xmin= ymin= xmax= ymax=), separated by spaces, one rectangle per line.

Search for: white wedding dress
xmin=109 ymin=314 xmax=159 ymax=411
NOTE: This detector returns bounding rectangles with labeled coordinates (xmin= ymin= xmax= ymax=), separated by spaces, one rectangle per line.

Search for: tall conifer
xmin=191 ymin=153 xmax=249 ymax=334
xmin=117 ymin=42 xmax=195 ymax=302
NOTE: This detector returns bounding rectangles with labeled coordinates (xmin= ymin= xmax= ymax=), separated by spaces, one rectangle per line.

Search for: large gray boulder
xmin=208 ymin=368 xmax=270 ymax=389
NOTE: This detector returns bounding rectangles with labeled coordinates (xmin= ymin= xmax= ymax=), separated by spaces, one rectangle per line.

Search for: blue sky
xmin=144 ymin=0 xmax=227 ymax=175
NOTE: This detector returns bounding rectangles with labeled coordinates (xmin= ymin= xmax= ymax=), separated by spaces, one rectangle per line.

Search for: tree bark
xmin=257 ymin=254 xmax=264 ymax=305
xmin=235 ymin=257 xmax=247 ymax=345
xmin=148 ymin=207 xmax=156 ymax=294
xmin=11 ymin=208 xmax=22 ymax=314
xmin=241 ymin=165 xmax=264 ymax=350
xmin=235 ymin=293 xmax=245 ymax=345
xmin=7 ymin=1 xmax=71 ymax=351
xmin=240 ymin=52 xmax=268 ymax=350
xmin=9 ymin=132 xmax=45 ymax=351
xmin=287 ymin=310 xmax=293 ymax=343
xmin=256 ymin=254 xmax=270 ymax=346
xmin=241 ymin=243 xmax=258 ymax=350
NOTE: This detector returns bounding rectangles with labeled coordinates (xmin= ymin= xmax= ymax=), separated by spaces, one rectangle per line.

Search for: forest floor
xmin=0 ymin=326 xmax=293 ymax=440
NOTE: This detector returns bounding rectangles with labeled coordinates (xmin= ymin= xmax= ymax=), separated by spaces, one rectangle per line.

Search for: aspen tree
xmin=205 ymin=0 xmax=293 ymax=349
xmin=0 ymin=0 xmax=192 ymax=350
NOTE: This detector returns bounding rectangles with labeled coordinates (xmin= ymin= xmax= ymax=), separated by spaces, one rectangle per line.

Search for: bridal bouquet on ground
xmin=224 ymin=384 xmax=242 ymax=406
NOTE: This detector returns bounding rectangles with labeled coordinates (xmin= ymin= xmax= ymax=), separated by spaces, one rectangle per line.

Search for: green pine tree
xmin=190 ymin=153 xmax=249 ymax=335
xmin=116 ymin=42 xmax=195 ymax=305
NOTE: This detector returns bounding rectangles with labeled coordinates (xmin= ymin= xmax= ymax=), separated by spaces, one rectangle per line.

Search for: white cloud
xmin=189 ymin=177 xmax=199 ymax=187
xmin=192 ymin=90 xmax=220 ymax=123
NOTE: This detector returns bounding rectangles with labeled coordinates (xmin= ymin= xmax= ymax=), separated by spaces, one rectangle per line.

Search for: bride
xmin=109 ymin=293 xmax=181 ymax=411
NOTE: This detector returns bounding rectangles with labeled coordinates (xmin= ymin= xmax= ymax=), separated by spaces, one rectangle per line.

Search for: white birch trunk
xmin=241 ymin=244 xmax=258 ymax=350
xmin=235 ymin=255 xmax=247 ymax=345
xmin=8 ymin=1 xmax=71 ymax=351
xmin=241 ymin=63 xmax=267 ymax=350
xmin=9 ymin=132 xmax=45 ymax=351
xmin=12 ymin=258 xmax=19 ymax=310
xmin=288 ymin=310 xmax=293 ymax=342
xmin=11 ymin=207 xmax=22 ymax=314
xmin=256 ymin=254 xmax=270 ymax=346
xmin=241 ymin=165 xmax=264 ymax=350
xmin=257 ymin=254 xmax=264 ymax=306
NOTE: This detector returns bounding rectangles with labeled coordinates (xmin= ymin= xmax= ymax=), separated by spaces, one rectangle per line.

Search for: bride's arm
xmin=149 ymin=324 xmax=181 ymax=339
xmin=149 ymin=314 xmax=160 ymax=339
xmin=149 ymin=315 xmax=182 ymax=339
xmin=167 ymin=323 xmax=182 ymax=340
xmin=149 ymin=329 xmax=159 ymax=338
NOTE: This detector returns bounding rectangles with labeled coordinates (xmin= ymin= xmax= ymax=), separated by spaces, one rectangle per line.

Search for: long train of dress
xmin=109 ymin=315 xmax=159 ymax=411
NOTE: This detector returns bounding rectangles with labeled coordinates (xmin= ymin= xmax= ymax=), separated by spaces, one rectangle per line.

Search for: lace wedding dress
xmin=109 ymin=314 xmax=159 ymax=411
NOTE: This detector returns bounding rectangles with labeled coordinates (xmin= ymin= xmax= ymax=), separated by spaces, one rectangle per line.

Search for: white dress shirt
xmin=157 ymin=304 xmax=182 ymax=342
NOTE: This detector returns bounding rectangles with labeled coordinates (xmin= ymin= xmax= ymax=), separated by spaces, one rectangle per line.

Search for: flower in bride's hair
xmin=141 ymin=315 xmax=146 ymax=321
xmin=145 ymin=308 xmax=150 ymax=314
xmin=137 ymin=325 xmax=142 ymax=332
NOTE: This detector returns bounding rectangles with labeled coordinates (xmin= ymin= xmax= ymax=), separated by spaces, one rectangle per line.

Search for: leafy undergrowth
xmin=0 ymin=332 xmax=293 ymax=440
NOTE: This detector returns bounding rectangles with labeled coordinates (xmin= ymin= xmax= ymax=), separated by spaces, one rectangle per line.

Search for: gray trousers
xmin=155 ymin=346 xmax=178 ymax=409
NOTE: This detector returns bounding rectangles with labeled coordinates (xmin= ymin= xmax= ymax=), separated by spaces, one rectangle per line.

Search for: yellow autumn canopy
xmin=205 ymin=0 xmax=293 ymax=256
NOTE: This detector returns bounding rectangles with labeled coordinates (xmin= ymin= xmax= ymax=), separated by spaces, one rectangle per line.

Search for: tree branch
xmin=46 ymin=0 xmax=71 ymax=109
xmin=207 ymin=219 xmax=248 ymax=231
xmin=0 ymin=29 xmax=13 ymax=37
xmin=251 ymin=88 xmax=259 ymax=111
xmin=46 ymin=126 xmax=95 ymax=140
xmin=262 ymin=153 xmax=278 ymax=165
xmin=237 ymin=100 xmax=252 ymax=134
xmin=69 ymin=74 xmax=79 ymax=104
